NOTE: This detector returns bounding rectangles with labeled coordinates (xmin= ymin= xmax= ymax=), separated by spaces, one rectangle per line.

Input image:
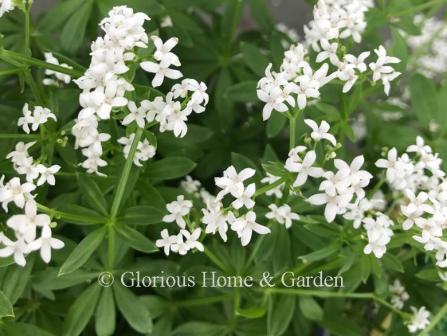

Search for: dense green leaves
xmin=77 ymin=174 xmax=108 ymax=215
xmin=95 ymin=288 xmax=116 ymax=336
xmin=118 ymin=205 xmax=164 ymax=225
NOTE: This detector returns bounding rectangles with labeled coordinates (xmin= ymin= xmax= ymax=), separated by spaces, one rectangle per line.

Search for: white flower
xmin=389 ymin=279 xmax=409 ymax=309
xmin=6 ymin=201 xmax=50 ymax=243
xmin=36 ymin=164 xmax=61 ymax=186
xmin=266 ymin=204 xmax=300 ymax=229
xmin=201 ymin=201 xmax=229 ymax=242
xmin=28 ymin=225 xmax=64 ymax=263
xmin=261 ymin=174 xmax=284 ymax=198
xmin=118 ymin=134 xmax=156 ymax=166
xmin=369 ymin=45 xmax=401 ymax=95
xmin=43 ymin=52 xmax=72 ymax=86
xmin=0 ymin=177 xmax=35 ymax=211
xmin=232 ymin=183 xmax=256 ymax=210
xmin=407 ymin=306 xmax=430 ymax=333
xmin=231 ymin=211 xmax=271 ymax=246
xmin=152 ymin=36 xmax=181 ymax=67
xmin=181 ymin=228 xmax=204 ymax=252
xmin=7 ymin=141 xmax=35 ymax=167
xmin=0 ymin=234 xmax=29 ymax=267
xmin=140 ymin=61 xmax=183 ymax=87
xmin=156 ymin=229 xmax=178 ymax=256
xmin=362 ymin=214 xmax=393 ymax=258
xmin=304 ymin=119 xmax=336 ymax=146
xmin=122 ymin=101 xmax=147 ymax=128
xmin=307 ymin=191 xmax=352 ymax=223
xmin=162 ymin=195 xmax=193 ymax=229
xmin=215 ymin=166 xmax=255 ymax=200
xmin=0 ymin=0 xmax=14 ymax=18
xmin=286 ymin=150 xmax=324 ymax=187
xmin=181 ymin=176 xmax=201 ymax=194
xmin=316 ymin=39 xmax=339 ymax=64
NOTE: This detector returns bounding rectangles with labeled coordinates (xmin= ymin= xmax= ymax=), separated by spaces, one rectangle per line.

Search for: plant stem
xmin=23 ymin=4 xmax=30 ymax=55
xmin=110 ymin=127 xmax=143 ymax=219
xmin=263 ymin=287 xmax=409 ymax=318
xmin=417 ymin=302 xmax=447 ymax=336
xmin=1 ymin=50 xmax=82 ymax=78
xmin=0 ymin=133 xmax=40 ymax=140
xmin=175 ymin=294 xmax=230 ymax=308
xmin=254 ymin=177 xmax=285 ymax=197
xmin=204 ymin=247 xmax=229 ymax=273
xmin=107 ymin=223 xmax=116 ymax=269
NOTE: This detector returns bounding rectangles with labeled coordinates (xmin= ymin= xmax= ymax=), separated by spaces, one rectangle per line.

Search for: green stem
xmin=110 ymin=127 xmax=143 ymax=218
xmin=23 ymin=5 xmax=30 ymax=55
xmin=0 ymin=133 xmax=40 ymax=140
xmin=204 ymin=247 xmax=229 ymax=273
xmin=418 ymin=302 xmax=447 ymax=336
xmin=264 ymin=288 xmax=409 ymax=318
xmin=1 ymin=50 xmax=82 ymax=78
xmin=175 ymin=294 xmax=230 ymax=308
xmin=288 ymin=110 xmax=298 ymax=149
xmin=107 ymin=223 xmax=116 ymax=269
xmin=254 ymin=177 xmax=285 ymax=197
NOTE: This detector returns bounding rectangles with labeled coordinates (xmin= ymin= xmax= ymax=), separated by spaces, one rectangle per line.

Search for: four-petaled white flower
xmin=407 ymin=306 xmax=430 ymax=333
xmin=28 ymin=225 xmax=64 ymax=263
xmin=231 ymin=211 xmax=270 ymax=246
xmin=304 ymin=119 xmax=337 ymax=146
xmin=162 ymin=195 xmax=193 ymax=229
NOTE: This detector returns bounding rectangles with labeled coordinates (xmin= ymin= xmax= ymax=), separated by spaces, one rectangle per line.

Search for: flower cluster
xmin=389 ymin=279 xmax=409 ymax=310
xmin=158 ymin=195 xmax=204 ymax=255
xmin=0 ymin=108 xmax=63 ymax=267
xmin=72 ymin=6 xmax=209 ymax=174
xmin=406 ymin=15 xmax=447 ymax=78
xmin=72 ymin=6 xmax=150 ymax=174
xmin=117 ymin=133 xmax=156 ymax=167
xmin=18 ymin=103 xmax=56 ymax=134
xmin=43 ymin=52 xmax=72 ymax=86
xmin=257 ymin=0 xmax=401 ymax=121
xmin=376 ymin=136 xmax=447 ymax=268
xmin=0 ymin=0 xmax=14 ymax=18
xmin=304 ymin=0 xmax=373 ymax=47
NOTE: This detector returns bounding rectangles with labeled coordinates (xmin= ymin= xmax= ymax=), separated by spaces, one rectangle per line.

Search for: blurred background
xmin=33 ymin=0 xmax=312 ymax=34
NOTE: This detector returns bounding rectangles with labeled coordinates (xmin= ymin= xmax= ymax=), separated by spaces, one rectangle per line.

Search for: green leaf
xmin=0 ymin=290 xmax=13 ymax=319
xmin=38 ymin=0 xmax=86 ymax=31
xmin=267 ymin=295 xmax=295 ymax=336
xmin=59 ymin=227 xmax=106 ymax=276
xmin=299 ymin=296 xmax=323 ymax=321
xmin=34 ymin=268 xmax=98 ymax=290
xmin=118 ymin=205 xmax=164 ymax=226
xmin=146 ymin=157 xmax=196 ymax=181
xmin=299 ymin=242 xmax=341 ymax=264
xmin=390 ymin=28 xmax=408 ymax=71
xmin=55 ymin=203 xmax=106 ymax=225
xmin=224 ymin=81 xmax=257 ymax=102
xmin=114 ymin=285 xmax=153 ymax=334
xmin=221 ymin=0 xmax=243 ymax=38
xmin=267 ymin=112 xmax=287 ymax=138
xmin=236 ymin=306 xmax=266 ymax=319
xmin=63 ymin=283 xmax=101 ymax=336
xmin=60 ymin=0 xmax=93 ymax=53
xmin=2 ymin=260 xmax=33 ymax=304
xmin=382 ymin=254 xmax=404 ymax=273
xmin=115 ymin=225 xmax=158 ymax=253
xmin=77 ymin=173 xmax=108 ymax=215
xmin=247 ymin=0 xmax=274 ymax=32
xmin=409 ymin=74 xmax=439 ymax=127
xmin=173 ymin=322 xmax=227 ymax=336
xmin=95 ymin=287 xmax=116 ymax=336
xmin=241 ymin=42 xmax=269 ymax=76
xmin=0 ymin=322 xmax=54 ymax=336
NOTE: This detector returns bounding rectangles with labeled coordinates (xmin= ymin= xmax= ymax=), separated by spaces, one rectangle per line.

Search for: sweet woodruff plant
xmin=0 ymin=0 xmax=446 ymax=335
